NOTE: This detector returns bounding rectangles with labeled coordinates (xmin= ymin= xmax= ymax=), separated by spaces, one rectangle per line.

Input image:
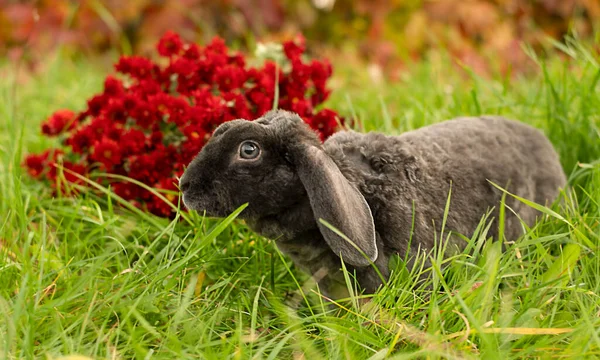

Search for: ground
xmin=1 ymin=42 xmax=600 ymax=359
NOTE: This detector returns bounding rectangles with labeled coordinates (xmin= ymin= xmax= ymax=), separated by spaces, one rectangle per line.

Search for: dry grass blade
xmin=444 ymin=327 xmax=574 ymax=340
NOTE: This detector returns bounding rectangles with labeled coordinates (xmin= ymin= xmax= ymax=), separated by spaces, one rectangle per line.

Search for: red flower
xmin=157 ymin=176 xmax=180 ymax=198
xmin=121 ymin=129 xmax=147 ymax=155
xmin=24 ymin=155 xmax=46 ymax=177
xmin=283 ymin=35 xmax=306 ymax=62
xmin=79 ymin=116 xmax=113 ymax=142
xmin=150 ymin=145 xmax=178 ymax=178
xmin=166 ymin=58 xmax=196 ymax=77
xmin=67 ymin=125 xmax=96 ymax=154
xmin=87 ymin=95 xmax=108 ymax=116
xmin=183 ymin=43 xmax=201 ymax=60
xmin=228 ymin=53 xmax=246 ymax=67
xmin=132 ymin=101 xmax=158 ymax=129
xmin=148 ymin=130 xmax=164 ymax=147
xmin=290 ymin=60 xmax=311 ymax=84
xmin=41 ymin=149 xmax=66 ymax=181
xmin=112 ymin=182 xmax=144 ymax=200
xmin=147 ymin=93 xmax=172 ymax=115
xmin=146 ymin=93 xmax=190 ymax=126
xmin=222 ymin=92 xmax=251 ymax=120
xmin=157 ymin=30 xmax=184 ymax=57
xmin=91 ymin=138 xmax=122 ymax=170
xmin=310 ymin=59 xmax=333 ymax=104
xmin=105 ymin=98 xmax=127 ymax=122
xmin=147 ymin=176 xmax=180 ymax=217
xmin=254 ymin=62 xmax=278 ymax=96
xmin=126 ymin=154 xmax=154 ymax=181
xmin=24 ymin=32 xmax=343 ymax=218
xmin=131 ymin=79 xmax=162 ymax=98
xmin=167 ymin=97 xmax=191 ymax=126
xmin=192 ymin=93 xmax=226 ymax=129
xmin=248 ymin=89 xmax=273 ymax=116
xmin=60 ymin=161 xmax=87 ymax=184
xmin=115 ymin=56 xmax=156 ymax=80
xmin=127 ymin=146 xmax=175 ymax=183
xmin=311 ymin=109 xmax=341 ymax=140
xmin=215 ymin=65 xmax=248 ymax=92
xmin=103 ymin=76 xmax=125 ymax=97
xmin=180 ymin=124 xmax=209 ymax=161
xmin=289 ymin=98 xmax=313 ymax=118
xmin=205 ymin=36 xmax=227 ymax=55
xmin=24 ymin=150 xmax=53 ymax=177
xmin=147 ymin=198 xmax=174 ymax=218
xmin=181 ymin=124 xmax=208 ymax=141
xmin=41 ymin=109 xmax=76 ymax=136
xmin=166 ymin=57 xmax=200 ymax=94
xmin=123 ymin=94 xmax=140 ymax=113
xmin=180 ymin=140 xmax=203 ymax=164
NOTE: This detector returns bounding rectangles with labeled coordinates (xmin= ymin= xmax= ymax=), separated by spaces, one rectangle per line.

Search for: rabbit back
xmin=323 ymin=116 xmax=567 ymax=261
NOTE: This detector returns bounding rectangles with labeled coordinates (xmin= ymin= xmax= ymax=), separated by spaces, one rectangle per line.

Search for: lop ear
xmin=294 ymin=145 xmax=377 ymax=267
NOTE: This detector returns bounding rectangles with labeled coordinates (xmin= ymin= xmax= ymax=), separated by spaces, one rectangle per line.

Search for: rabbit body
xmin=180 ymin=111 xmax=567 ymax=298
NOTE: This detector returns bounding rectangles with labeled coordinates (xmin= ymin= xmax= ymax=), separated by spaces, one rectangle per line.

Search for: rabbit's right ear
xmin=293 ymin=144 xmax=378 ymax=267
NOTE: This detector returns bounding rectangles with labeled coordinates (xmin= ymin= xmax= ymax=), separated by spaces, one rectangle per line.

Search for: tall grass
xmin=1 ymin=40 xmax=599 ymax=359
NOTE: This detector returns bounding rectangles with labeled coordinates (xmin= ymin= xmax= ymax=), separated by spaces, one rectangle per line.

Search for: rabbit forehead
xmin=207 ymin=120 xmax=268 ymax=148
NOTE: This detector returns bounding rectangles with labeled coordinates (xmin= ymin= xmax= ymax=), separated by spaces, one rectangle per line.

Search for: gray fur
xmin=179 ymin=110 xmax=567 ymax=298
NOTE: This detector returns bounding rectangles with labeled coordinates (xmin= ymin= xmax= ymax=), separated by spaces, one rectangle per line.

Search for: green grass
xmin=1 ymin=40 xmax=600 ymax=359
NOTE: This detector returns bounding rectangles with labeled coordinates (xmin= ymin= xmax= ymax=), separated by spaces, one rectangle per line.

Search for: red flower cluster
xmin=24 ymin=31 xmax=343 ymax=218
xmin=41 ymin=109 xmax=77 ymax=136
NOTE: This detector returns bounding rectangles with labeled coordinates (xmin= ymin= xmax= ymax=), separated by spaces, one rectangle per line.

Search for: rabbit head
xmin=179 ymin=110 xmax=377 ymax=266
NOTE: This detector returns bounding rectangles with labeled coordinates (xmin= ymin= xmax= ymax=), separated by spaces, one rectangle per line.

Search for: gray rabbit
xmin=179 ymin=110 xmax=567 ymax=298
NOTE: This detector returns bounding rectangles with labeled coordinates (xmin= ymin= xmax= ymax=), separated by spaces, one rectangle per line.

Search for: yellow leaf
xmin=195 ymin=271 xmax=206 ymax=297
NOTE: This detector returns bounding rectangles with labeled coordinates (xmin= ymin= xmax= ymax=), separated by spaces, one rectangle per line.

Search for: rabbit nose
xmin=179 ymin=176 xmax=191 ymax=192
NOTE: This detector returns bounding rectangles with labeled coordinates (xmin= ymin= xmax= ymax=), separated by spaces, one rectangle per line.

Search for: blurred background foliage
xmin=1 ymin=0 xmax=599 ymax=79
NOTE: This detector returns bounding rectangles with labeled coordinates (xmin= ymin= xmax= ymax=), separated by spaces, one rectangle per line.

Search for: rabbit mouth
xmin=181 ymin=192 xmax=202 ymax=211
xmin=182 ymin=192 xmax=222 ymax=216
xmin=183 ymin=191 xmax=245 ymax=218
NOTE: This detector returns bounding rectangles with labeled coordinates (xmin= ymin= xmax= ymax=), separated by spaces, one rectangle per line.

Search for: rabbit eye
xmin=239 ymin=141 xmax=261 ymax=160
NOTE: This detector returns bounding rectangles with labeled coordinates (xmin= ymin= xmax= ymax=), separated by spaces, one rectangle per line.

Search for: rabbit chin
xmin=181 ymin=193 xmax=224 ymax=217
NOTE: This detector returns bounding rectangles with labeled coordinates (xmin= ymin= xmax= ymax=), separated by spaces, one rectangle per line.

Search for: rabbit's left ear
xmin=294 ymin=145 xmax=377 ymax=267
